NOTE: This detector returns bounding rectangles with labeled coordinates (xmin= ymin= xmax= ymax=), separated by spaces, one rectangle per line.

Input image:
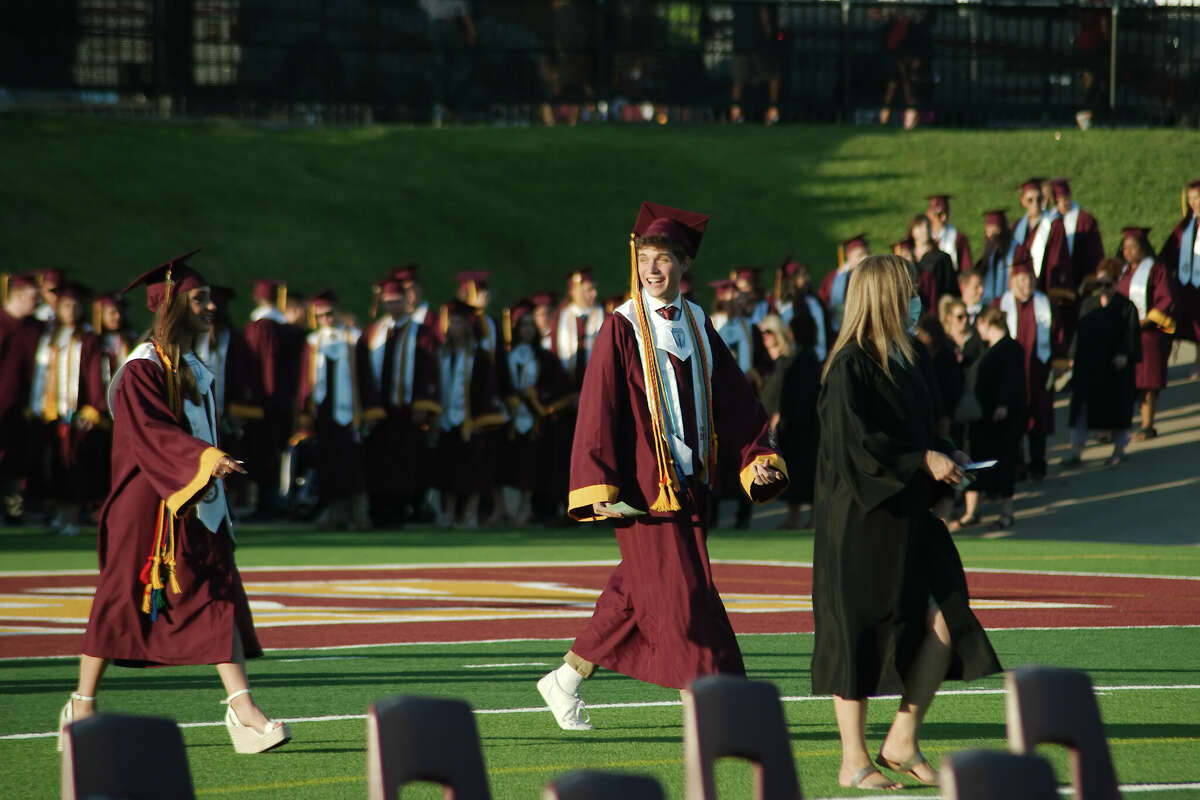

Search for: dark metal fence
xmin=2 ymin=1 xmax=1197 ymax=126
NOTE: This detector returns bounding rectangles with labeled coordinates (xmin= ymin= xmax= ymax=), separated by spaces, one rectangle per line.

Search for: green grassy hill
xmin=2 ymin=113 xmax=1195 ymax=324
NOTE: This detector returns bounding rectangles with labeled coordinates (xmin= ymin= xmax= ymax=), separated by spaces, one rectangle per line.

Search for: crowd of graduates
xmin=2 ymin=176 xmax=1198 ymax=535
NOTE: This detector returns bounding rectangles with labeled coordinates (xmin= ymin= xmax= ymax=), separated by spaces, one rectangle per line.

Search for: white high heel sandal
xmin=222 ymin=689 xmax=291 ymax=754
xmin=57 ymin=692 xmax=94 ymax=752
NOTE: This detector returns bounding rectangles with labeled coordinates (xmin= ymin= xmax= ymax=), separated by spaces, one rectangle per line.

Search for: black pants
xmin=1026 ymin=431 xmax=1047 ymax=478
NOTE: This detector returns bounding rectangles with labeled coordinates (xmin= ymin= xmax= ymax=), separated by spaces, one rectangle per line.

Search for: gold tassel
xmin=164 ymin=513 xmax=181 ymax=595
xmin=502 ymin=308 xmax=512 ymax=347
xmin=0 ymin=274 xmax=8 ymax=306
xmin=629 ymin=233 xmax=681 ymax=512
xmin=277 ymin=283 xmax=288 ymax=313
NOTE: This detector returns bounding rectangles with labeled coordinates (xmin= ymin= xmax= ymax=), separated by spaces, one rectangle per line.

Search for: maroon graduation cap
xmin=927 ymin=194 xmax=952 ymax=214
xmin=984 ymin=209 xmax=1009 ymax=227
xmin=530 ymin=290 xmax=558 ymax=308
xmin=1050 ymin=178 xmax=1072 ymax=198
xmin=251 ymin=278 xmax=288 ymax=311
xmin=729 ymin=267 xmax=760 ymax=289
xmin=633 ymin=202 xmax=709 ymax=260
xmin=709 ymin=278 xmax=735 ymax=300
xmin=122 ymin=248 xmax=206 ymax=312
xmin=566 ymin=267 xmax=596 ymax=288
xmin=1019 ymin=177 xmax=1046 ymax=193
xmin=1010 ymin=245 xmax=1034 ymax=275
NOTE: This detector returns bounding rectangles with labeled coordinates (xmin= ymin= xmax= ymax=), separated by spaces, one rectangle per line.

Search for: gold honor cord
xmin=142 ymin=338 xmax=185 ymax=619
xmin=629 ymin=233 xmax=682 ymax=512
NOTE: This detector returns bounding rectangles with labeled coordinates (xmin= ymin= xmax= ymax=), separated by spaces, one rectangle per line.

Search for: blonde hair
xmin=758 ymin=313 xmax=792 ymax=358
xmin=821 ymin=254 xmax=916 ymax=382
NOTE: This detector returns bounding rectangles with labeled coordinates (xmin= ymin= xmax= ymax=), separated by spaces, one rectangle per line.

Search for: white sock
xmin=556 ymin=662 xmax=584 ymax=695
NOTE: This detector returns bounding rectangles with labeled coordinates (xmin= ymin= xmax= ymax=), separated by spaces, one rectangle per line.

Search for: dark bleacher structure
xmin=3 ymin=1 xmax=1197 ymax=126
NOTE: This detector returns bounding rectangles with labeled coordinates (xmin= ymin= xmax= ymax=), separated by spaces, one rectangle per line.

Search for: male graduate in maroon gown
xmin=0 ymin=273 xmax=43 ymax=523
xmin=1050 ymin=179 xmax=1105 ymax=283
xmin=1159 ymin=179 xmax=1200 ymax=377
xmin=242 ymin=279 xmax=294 ymax=518
xmin=1012 ymin=177 xmax=1074 ymax=370
xmin=995 ymin=247 xmax=1054 ymax=482
xmin=359 ymin=275 xmax=442 ymax=526
xmin=927 ymin=194 xmax=972 ymax=271
xmin=535 ymin=202 xmax=788 ymax=731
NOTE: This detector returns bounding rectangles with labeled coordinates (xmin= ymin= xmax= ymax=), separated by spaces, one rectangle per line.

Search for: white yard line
xmin=5 ymin=683 xmax=1198 ymax=742
xmin=4 ymin=559 xmax=1198 ymax=581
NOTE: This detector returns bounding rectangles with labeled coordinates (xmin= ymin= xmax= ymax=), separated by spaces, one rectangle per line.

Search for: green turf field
xmin=2 ymin=526 xmax=1199 ymax=799
xmin=2 ymin=113 xmax=1197 ymax=327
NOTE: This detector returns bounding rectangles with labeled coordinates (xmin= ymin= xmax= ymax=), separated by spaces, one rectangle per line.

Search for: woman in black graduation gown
xmin=812 ymin=254 xmax=1001 ymax=790
xmin=1063 ymin=259 xmax=1142 ymax=467
xmin=962 ymin=307 xmax=1027 ymax=532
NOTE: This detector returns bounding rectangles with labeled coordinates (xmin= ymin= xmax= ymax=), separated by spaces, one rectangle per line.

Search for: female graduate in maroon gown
xmin=1117 ymin=227 xmax=1178 ymax=440
xmin=534 ymin=202 xmax=787 ymax=731
xmin=61 ymin=250 xmax=290 ymax=755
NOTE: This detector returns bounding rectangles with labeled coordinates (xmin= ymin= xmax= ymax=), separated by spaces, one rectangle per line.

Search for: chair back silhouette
xmin=682 ymin=675 xmax=802 ymax=800
xmin=367 ymin=695 xmax=491 ymax=800
xmin=1005 ymin=666 xmax=1120 ymax=800
xmin=543 ymin=770 xmax=665 ymax=800
xmin=61 ymin=712 xmax=195 ymax=800
xmin=941 ymin=750 xmax=1059 ymax=800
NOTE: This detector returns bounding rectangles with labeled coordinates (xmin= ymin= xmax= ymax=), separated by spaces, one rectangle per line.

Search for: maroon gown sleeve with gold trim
xmin=84 ymin=356 xmax=261 ymax=667
xmin=704 ymin=318 xmax=789 ymax=502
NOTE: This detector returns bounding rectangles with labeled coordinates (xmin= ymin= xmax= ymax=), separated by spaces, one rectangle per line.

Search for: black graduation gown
xmin=812 ymin=344 xmax=1001 ymax=698
xmin=777 ymin=347 xmax=821 ymax=505
xmin=966 ymin=335 xmax=1026 ymax=497
xmin=1069 ymin=293 xmax=1141 ymax=431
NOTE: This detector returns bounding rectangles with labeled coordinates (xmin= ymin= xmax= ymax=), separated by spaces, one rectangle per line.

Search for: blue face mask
xmin=907 ymin=297 xmax=923 ymax=331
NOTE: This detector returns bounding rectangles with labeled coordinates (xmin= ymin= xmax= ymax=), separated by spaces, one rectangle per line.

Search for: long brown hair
xmin=821 ymin=254 xmax=916 ymax=383
xmin=140 ymin=288 xmax=203 ymax=405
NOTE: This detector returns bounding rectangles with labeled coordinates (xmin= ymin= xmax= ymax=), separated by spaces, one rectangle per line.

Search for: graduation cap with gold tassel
xmin=629 ymin=202 xmax=713 ymax=512
xmin=120 ymin=248 xmax=208 ymax=620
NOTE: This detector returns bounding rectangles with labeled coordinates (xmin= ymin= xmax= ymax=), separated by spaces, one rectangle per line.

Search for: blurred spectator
xmin=876 ymin=7 xmax=934 ymax=129
xmin=1064 ymin=259 xmax=1140 ymax=467
xmin=540 ymin=0 xmax=597 ymax=126
xmin=774 ymin=311 xmax=821 ymax=528
xmin=421 ymin=0 xmax=478 ymax=126
xmin=730 ymin=3 xmax=782 ymax=125
xmin=1074 ymin=0 xmax=1110 ymax=130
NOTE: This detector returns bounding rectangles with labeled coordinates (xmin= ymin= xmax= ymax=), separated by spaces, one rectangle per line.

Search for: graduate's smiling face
xmin=186 ymin=287 xmax=216 ymax=334
xmin=637 ymin=245 xmax=688 ymax=302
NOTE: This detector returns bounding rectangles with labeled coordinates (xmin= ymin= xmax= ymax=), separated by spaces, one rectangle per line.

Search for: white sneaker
xmin=537 ymin=670 xmax=594 ymax=731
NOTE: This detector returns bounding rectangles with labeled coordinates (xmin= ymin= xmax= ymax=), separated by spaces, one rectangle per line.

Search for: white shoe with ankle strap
xmin=222 ymin=689 xmax=291 ymax=754
xmin=57 ymin=693 xmax=94 ymax=752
